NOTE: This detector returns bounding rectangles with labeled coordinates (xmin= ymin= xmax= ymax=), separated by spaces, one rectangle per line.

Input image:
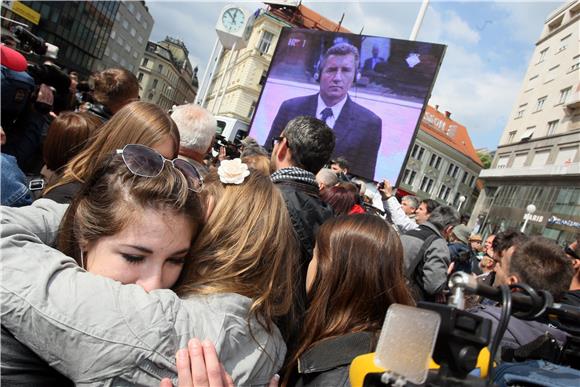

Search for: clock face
xmin=222 ymin=8 xmax=245 ymax=33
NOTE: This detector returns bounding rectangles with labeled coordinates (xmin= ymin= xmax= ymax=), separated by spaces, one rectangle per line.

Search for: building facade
xmin=93 ymin=0 xmax=153 ymax=74
xmin=137 ymin=37 xmax=197 ymax=111
xmin=201 ymin=3 xmax=350 ymax=122
xmin=471 ymin=1 xmax=580 ymax=243
xmin=398 ymin=105 xmax=483 ymax=213
xmin=2 ymin=1 xmax=118 ymax=76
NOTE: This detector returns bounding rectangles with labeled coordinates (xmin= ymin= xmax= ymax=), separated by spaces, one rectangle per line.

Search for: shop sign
xmin=547 ymin=216 xmax=580 ymax=229
xmin=11 ymin=1 xmax=40 ymax=25
xmin=523 ymin=213 xmax=544 ymax=223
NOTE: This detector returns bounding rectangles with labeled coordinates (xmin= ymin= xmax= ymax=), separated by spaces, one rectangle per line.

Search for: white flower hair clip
xmin=218 ymin=158 xmax=250 ymax=185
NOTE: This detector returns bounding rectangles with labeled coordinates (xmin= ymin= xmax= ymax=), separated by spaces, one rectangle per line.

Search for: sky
xmin=147 ymin=0 xmax=565 ymax=150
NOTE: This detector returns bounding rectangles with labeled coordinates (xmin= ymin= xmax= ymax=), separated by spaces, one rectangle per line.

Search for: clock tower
xmin=216 ymin=5 xmax=250 ymax=49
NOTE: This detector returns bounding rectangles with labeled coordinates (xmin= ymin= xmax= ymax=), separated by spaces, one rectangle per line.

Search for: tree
xmin=477 ymin=150 xmax=492 ymax=169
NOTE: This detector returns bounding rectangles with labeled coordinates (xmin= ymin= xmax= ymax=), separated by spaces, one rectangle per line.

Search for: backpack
xmin=405 ymin=226 xmax=446 ymax=303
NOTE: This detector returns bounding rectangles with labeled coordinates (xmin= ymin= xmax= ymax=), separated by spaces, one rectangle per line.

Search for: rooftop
xmin=420 ymin=105 xmax=483 ymax=167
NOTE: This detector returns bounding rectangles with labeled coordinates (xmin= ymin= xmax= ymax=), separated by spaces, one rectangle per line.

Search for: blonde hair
xmin=58 ymin=155 xmax=203 ymax=266
xmin=45 ymin=101 xmax=179 ymax=194
xmin=175 ymin=169 xmax=298 ymax=331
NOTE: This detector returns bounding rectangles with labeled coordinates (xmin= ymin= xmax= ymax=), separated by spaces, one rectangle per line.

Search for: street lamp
xmin=457 ymin=195 xmax=466 ymax=212
xmin=520 ymin=204 xmax=537 ymax=233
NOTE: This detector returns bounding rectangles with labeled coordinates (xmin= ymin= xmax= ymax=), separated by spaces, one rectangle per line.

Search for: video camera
xmin=12 ymin=26 xmax=48 ymax=56
xmin=213 ymin=134 xmax=242 ymax=159
xmin=350 ymin=273 xmax=580 ymax=387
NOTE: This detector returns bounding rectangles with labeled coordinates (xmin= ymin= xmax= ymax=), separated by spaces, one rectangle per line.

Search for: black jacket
xmin=274 ymin=178 xmax=333 ymax=347
xmin=292 ymin=332 xmax=376 ymax=387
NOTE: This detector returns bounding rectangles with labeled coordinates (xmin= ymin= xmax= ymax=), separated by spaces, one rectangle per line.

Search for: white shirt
xmin=316 ymin=94 xmax=348 ymax=129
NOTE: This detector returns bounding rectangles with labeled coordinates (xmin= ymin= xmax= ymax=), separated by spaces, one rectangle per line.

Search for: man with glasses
xmin=270 ymin=115 xmax=335 ymax=344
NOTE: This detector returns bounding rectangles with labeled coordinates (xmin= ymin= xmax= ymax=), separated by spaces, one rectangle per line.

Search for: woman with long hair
xmin=285 ymin=214 xmax=414 ymax=386
xmin=2 ymin=146 xmax=203 ymax=386
xmin=1 ymin=155 xmax=298 ymax=386
xmin=43 ymin=101 xmax=180 ymax=203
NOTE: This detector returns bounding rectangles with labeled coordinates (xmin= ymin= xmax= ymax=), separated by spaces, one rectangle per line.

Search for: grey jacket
xmin=400 ymin=222 xmax=450 ymax=297
xmin=0 ymin=200 xmax=285 ymax=386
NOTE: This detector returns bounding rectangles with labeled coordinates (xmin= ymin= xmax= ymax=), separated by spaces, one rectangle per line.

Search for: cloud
xmin=492 ymin=2 xmax=562 ymax=44
xmin=444 ymin=11 xmax=480 ymax=44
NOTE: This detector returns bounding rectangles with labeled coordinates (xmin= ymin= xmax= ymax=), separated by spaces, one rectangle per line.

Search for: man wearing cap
xmin=448 ymin=224 xmax=475 ymax=274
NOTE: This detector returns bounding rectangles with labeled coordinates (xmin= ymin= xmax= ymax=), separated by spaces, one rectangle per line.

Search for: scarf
xmin=271 ymin=167 xmax=318 ymax=187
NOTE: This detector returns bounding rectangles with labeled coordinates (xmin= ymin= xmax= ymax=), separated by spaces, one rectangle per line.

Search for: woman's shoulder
xmin=181 ymin=293 xmax=286 ymax=386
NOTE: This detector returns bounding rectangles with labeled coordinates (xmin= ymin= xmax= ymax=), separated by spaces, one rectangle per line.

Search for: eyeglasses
xmin=116 ymin=144 xmax=203 ymax=192
xmin=271 ymin=136 xmax=285 ymax=150
xmin=564 ymin=245 xmax=579 ymax=260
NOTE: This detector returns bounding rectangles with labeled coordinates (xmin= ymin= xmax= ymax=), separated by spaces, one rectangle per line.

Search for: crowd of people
xmin=1 ymin=44 xmax=579 ymax=387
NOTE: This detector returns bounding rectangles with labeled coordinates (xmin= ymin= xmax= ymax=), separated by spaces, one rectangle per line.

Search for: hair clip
xmin=218 ymin=158 xmax=250 ymax=185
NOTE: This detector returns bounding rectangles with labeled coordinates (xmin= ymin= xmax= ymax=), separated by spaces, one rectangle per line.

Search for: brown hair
xmin=58 ymin=155 xmax=203 ymax=267
xmin=45 ymin=101 xmax=179 ymax=194
xmin=286 ymin=214 xmax=413 ymax=378
xmin=92 ymin=67 xmax=139 ymax=112
xmin=175 ymin=169 xmax=299 ymax=331
xmin=509 ymin=236 xmax=574 ymax=297
xmin=319 ymin=185 xmax=356 ymax=216
xmin=241 ymin=154 xmax=270 ymax=175
xmin=43 ymin=112 xmax=102 ymax=172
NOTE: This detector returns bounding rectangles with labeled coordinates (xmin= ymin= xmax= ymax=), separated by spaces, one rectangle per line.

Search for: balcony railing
xmin=480 ymin=162 xmax=580 ymax=178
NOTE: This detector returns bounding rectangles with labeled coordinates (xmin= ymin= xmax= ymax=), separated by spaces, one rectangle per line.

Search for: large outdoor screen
xmin=249 ymin=28 xmax=446 ymax=182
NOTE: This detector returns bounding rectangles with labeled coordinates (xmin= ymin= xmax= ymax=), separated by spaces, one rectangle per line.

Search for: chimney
xmin=435 ymin=104 xmax=439 ymax=111
xmin=445 ymin=111 xmax=451 ymax=119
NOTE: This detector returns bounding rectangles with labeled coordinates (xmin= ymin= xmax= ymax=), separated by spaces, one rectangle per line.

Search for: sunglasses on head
xmin=116 ymin=144 xmax=203 ymax=192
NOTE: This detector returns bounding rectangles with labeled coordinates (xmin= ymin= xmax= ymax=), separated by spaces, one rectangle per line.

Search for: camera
xmin=213 ymin=134 xmax=241 ymax=159
xmin=378 ymin=181 xmax=385 ymax=190
xmin=13 ymin=26 xmax=47 ymax=56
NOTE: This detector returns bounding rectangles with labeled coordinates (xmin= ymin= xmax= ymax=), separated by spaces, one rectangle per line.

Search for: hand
xmin=160 ymin=338 xmax=234 ymax=387
xmin=218 ymin=146 xmax=227 ymax=161
xmin=378 ymin=179 xmax=394 ymax=199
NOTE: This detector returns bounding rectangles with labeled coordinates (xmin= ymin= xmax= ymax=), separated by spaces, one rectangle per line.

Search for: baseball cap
xmin=1 ymin=45 xmax=28 ymax=71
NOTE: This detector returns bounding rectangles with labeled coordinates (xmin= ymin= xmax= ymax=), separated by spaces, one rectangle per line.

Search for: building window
xmin=507 ymin=130 xmax=517 ymax=143
xmin=142 ymin=58 xmax=148 ymax=66
xmin=104 ymin=47 xmax=110 ymax=57
xmin=138 ymin=35 xmax=144 ymax=44
xmin=130 ymin=27 xmax=136 ymax=37
xmin=468 ymin=176 xmax=475 ymax=187
xmin=111 ymin=52 xmax=119 ymax=62
xmin=122 ymin=19 xmax=129 ymax=30
xmin=143 ymin=21 xmax=148 ymax=30
xmin=259 ymin=70 xmax=267 ymax=86
xmin=133 ymin=51 xmax=138 ymax=59
xmin=547 ymin=120 xmax=559 ymax=136
xmin=559 ymin=34 xmax=571 ymax=51
xmin=127 ymin=2 xmax=135 ymax=13
xmin=521 ymin=126 xmax=535 ymax=141
xmin=559 ymin=87 xmax=571 ymax=104
xmin=461 ymin=171 xmax=469 ymax=184
xmin=420 ymin=177 xmax=434 ymax=194
xmin=257 ymin=31 xmax=274 ymax=55
xmin=447 ymin=163 xmax=459 ymax=178
xmin=152 ymin=79 xmax=158 ymax=89
xmin=407 ymin=170 xmax=417 ymax=185
xmin=538 ymin=47 xmax=548 ymax=62
xmin=535 ymin=96 xmax=547 ymax=111
xmin=111 ymin=29 xmax=116 ymax=39
xmin=136 ymin=12 xmax=141 ymax=22
xmin=496 ymin=156 xmax=509 ymax=169
xmin=438 ymin=185 xmax=451 ymax=201
xmin=411 ymin=145 xmax=425 ymax=161
xmin=571 ymin=55 xmax=580 ymax=71
xmin=138 ymin=73 xmax=143 ymax=82
xmin=515 ymin=109 xmax=524 ymax=119
xmin=158 ymin=64 xmax=163 ymax=74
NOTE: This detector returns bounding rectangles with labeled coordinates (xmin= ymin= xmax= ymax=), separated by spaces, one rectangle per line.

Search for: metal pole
xmin=216 ymin=48 xmax=240 ymax=113
xmin=201 ymin=45 xmax=223 ymax=108
xmin=521 ymin=217 xmax=529 ymax=233
xmin=409 ymin=0 xmax=430 ymax=41
xmin=210 ymin=41 xmax=236 ymax=113
xmin=196 ymin=38 xmax=219 ymax=105
xmin=458 ymin=201 xmax=464 ymax=212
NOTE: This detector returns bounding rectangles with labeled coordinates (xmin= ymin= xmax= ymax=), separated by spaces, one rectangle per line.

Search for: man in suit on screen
xmin=266 ymin=42 xmax=382 ymax=179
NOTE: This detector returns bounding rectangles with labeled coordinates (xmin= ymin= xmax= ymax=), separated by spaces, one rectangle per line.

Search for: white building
xmin=471 ymin=0 xmax=580 ymax=243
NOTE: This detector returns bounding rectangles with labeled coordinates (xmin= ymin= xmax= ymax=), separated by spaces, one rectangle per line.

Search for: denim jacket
xmin=0 ymin=200 xmax=285 ymax=386
xmin=0 ymin=153 xmax=32 ymax=207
